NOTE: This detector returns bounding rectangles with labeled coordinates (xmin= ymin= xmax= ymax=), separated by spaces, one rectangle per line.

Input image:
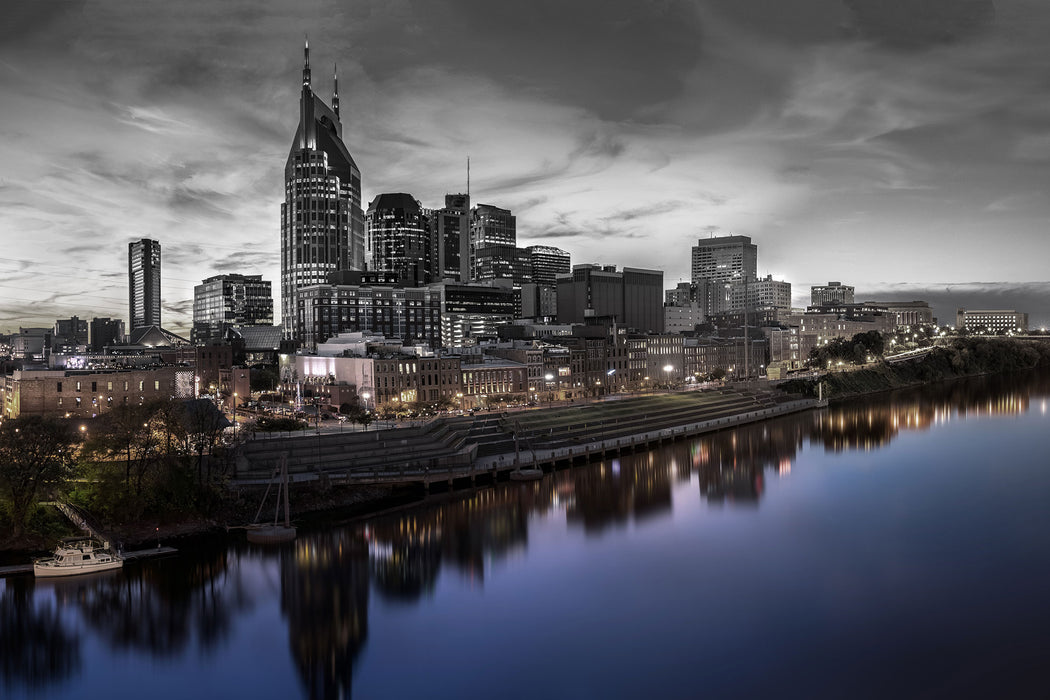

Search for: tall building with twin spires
xmin=281 ymin=40 xmax=365 ymax=340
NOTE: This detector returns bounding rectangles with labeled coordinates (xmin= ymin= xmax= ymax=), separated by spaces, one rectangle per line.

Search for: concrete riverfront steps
xmin=232 ymin=388 xmax=819 ymax=488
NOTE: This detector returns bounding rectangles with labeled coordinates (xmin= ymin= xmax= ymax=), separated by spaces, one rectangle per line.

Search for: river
xmin=3 ymin=371 xmax=1050 ymax=699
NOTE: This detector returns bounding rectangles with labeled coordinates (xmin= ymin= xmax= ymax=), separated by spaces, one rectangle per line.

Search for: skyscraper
xmin=691 ymin=235 xmax=758 ymax=315
xmin=192 ymin=274 xmax=274 ymax=344
xmin=281 ymin=41 xmax=364 ymax=340
xmin=468 ymin=204 xmax=515 ymax=280
xmin=691 ymin=235 xmax=757 ymax=286
xmin=365 ymin=193 xmax=431 ymax=285
xmin=431 ymin=193 xmax=470 ymax=281
xmin=128 ymin=238 xmax=161 ymax=330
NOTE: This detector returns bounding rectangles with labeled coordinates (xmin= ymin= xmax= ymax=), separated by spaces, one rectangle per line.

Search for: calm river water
xmin=4 ymin=372 xmax=1050 ymax=699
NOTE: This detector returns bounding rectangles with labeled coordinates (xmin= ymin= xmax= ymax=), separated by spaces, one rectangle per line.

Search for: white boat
xmin=33 ymin=537 xmax=123 ymax=577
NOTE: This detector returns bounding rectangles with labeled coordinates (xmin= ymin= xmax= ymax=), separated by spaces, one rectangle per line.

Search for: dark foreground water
xmin=4 ymin=372 xmax=1050 ymax=699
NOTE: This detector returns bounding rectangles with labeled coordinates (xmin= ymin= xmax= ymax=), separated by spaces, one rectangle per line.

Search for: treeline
xmin=781 ymin=337 xmax=1050 ymax=399
xmin=0 ymin=399 xmax=233 ymax=548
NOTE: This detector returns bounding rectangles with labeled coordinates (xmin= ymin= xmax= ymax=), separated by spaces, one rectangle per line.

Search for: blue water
xmin=4 ymin=373 xmax=1050 ymax=699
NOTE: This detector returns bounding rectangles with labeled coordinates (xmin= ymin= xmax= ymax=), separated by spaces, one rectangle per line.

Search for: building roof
xmin=368 ymin=192 xmax=420 ymax=212
xmin=226 ymin=325 xmax=283 ymax=350
xmin=127 ymin=325 xmax=190 ymax=347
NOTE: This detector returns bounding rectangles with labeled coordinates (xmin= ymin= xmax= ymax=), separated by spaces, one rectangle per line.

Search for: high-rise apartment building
xmin=365 ymin=193 xmax=431 ymax=285
xmin=431 ymin=193 xmax=470 ymax=281
xmin=192 ymin=274 xmax=274 ymax=344
xmin=281 ymin=41 xmax=364 ymax=340
xmin=128 ymin=238 xmax=161 ymax=330
xmin=468 ymin=204 xmax=515 ymax=280
xmin=811 ymin=281 xmax=855 ymax=306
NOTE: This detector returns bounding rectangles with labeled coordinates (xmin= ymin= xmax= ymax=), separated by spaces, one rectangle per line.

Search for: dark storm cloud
xmin=352 ymin=0 xmax=706 ymax=120
xmin=843 ymin=0 xmax=996 ymax=49
xmin=704 ymin=0 xmax=848 ymax=43
xmin=0 ymin=0 xmax=87 ymax=48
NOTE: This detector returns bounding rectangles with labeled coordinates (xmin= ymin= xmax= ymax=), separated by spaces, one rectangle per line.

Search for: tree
xmin=183 ymin=400 xmax=230 ymax=485
xmin=0 ymin=417 xmax=80 ymax=541
xmin=87 ymin=404 xmax=161 ymax=492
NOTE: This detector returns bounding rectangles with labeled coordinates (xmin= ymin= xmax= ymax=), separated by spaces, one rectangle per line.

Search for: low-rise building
xmin=956 ymin=309 xmax=1028 ymax=334
xmin=459 ymin=357 xmax=528 ymax=408
xmin=1 ymin=366 xmax=194 ymax=419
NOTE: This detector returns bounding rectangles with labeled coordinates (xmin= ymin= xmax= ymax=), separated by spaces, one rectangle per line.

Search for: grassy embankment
xmin=778 ymin=337 xmax=1050 ymax=401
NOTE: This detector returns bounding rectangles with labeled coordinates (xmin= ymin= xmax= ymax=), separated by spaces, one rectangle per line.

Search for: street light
xmin=663 ymin=364 xmax=673 ymax=390
xmin=544 ymin=373 xmax=554 ymax=407
xmin=232 ymin=392 xmax=238 ymax=437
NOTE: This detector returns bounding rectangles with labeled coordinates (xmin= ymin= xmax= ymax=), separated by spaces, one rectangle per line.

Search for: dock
xmin=0 ymin=546 xmax=178 ymax=577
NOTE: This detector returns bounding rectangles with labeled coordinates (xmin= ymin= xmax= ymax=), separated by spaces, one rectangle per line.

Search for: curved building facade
xmin=365 ymin=193 xmax=431 ymax=286
xmin=281 ymin=42 xmax=365 ymax=340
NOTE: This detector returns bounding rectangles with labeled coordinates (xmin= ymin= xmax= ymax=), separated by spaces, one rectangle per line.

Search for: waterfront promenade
xmin=232 ymin=387 xmax=819 ymax=489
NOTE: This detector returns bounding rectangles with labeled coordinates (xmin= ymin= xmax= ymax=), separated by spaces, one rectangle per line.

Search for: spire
xmin=332 ymin=63 xmax=339 ymax=118
xmin=303 ymin=35 xmax=311 ymax=87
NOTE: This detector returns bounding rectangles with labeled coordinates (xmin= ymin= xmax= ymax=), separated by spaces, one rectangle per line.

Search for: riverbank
xmin=2 ymin=387 xmax=811 ymax=560
xmin=7 ymin=337 xmax=1047 ymax=561
xmin=776 ymin=337 xmax=1050 ymax=402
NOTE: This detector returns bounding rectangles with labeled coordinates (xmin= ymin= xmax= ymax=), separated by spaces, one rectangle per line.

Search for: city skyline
xmin=2 ymin=0 xmax=1049 ymax=335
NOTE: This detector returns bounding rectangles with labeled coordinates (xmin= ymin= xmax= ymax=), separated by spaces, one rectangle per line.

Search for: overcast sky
xmin=1 ymin=0 xmax=1048 ymax=335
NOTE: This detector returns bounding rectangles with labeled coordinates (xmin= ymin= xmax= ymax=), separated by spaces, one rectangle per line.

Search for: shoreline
xmin=6 ymin=340 xmax=1049 ymax=563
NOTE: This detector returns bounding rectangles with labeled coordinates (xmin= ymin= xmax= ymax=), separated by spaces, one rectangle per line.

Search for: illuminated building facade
xmin=468 ymin=204 xmax=515 ymax=280
xmin=281 ymin=41 xmax=364 ymax=341
xmin=192 ymin=274 xmax=274 ymax=344
xmin=956 ymin=309 xmax=1028 ymax=333
xmin=365 ymin=193 xmax=431 ymax=285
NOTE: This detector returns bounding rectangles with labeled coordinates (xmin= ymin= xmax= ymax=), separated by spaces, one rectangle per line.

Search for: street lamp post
xmin=232 ymin=392 xmax=238 ymax=437
xmin=544 ymin=373 xmax=554 ymax=408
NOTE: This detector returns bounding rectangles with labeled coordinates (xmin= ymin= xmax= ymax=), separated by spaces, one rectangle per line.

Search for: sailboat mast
xmin=281 ymin=454 xmax=291 ymax=528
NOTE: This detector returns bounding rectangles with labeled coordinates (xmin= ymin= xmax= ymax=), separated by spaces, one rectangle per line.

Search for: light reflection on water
xmin=4 ymin=370 xmax=1050 ymax=699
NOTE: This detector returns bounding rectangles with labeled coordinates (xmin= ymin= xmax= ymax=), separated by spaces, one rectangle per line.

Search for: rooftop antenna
xmin=467 ymin=156 xmax=471 ymax=198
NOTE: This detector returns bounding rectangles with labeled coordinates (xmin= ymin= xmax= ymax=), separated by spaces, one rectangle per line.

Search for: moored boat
xmin=33 ymin=537 xmax=123 ymax=577
xmin=246 ymin=453 xmax=297 ymax=545
xmin=509 ymin=467 xmax=544 ymax=481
